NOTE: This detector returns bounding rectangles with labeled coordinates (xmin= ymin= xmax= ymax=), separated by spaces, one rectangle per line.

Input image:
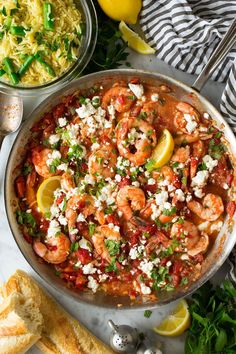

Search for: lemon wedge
xmin=146 ymin=129 xmax=174 ymax=171
xmin=153 ymin=299 xmax=191 ymax=336
xmin=119 ymin=21 xmax=156 ymax=54
xmin=36 ymin=176 xmax=61 ymax=214
xmin=97 ymin=0 xmax=142 ymax=25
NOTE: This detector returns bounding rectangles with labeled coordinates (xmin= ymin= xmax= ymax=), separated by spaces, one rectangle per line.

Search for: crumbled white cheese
xmin=115 ymin=174 xmax=122 ymax=182
xmin=148 ymin=178 xmax=156 ymax=185
xmin=49 ymin=134 xmax=60 ymax=145
xmin=47 ymin=219 xmax=61 ymax=238
xmin=139 ymin=260 xmax=154 ymax=278
xmin=76 ymin=102 xmax=96 ymax=118
xmin=82 ymin=263 xmax=97 ymax=275
xmin=184 ymin=113 xmax=198 ymax=133
xmin=194 ymin=188 xmax=205 ymax=199
xmin=58 ymin=215 xmax=68 ymax=226
xmin=223 ymin=183 xmax=229 ymax=190
xmin=151 ymin=203 xmax=161 ymax=220
xmin=46 ymin=150 xmax=61 ymax=167
xmin=91 ymin=142 xmax=100 ymax=151
xmin=58 ymin=117 xmax=67 ymax=127
xmin=175 ymin=189 xmax=185 ymax=202
xmin=140 ymin=283 xmax=151 ymax=295
xmin=191 ymin=170 xmax=209 ymax=188
xmin=203 ymin=112 xmax=210 ymax=119
xmin=77 ymin=213 xmax=86 ymax=222
xmin=79 ymin=238 xmax=92 ymax=251
xmin=108 ymin=105 xmax=116 ymax=118
xmin=202 ymin=155 xmax=218 ymax=172
xmin=87 ymin=276 xmax=99 ymax=293
xmin=155 ymin=190 xmax=169 ymax=206
xmin=151 ymin=93 xmax=159 ymax=102
xmin=98 ymin=274 xmax=109 ymax=282
xmin=128 ymin=83 xmax=144 ymax=99
xmin=132 ymin=181 xmax=140 ymax=187
xmin=57 ymin=163 xmax=67 ymax=171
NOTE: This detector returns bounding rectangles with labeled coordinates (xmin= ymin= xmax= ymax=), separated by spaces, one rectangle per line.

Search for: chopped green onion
xmin=10 ymin=26 xmax=27 ymax=37
xmin=18 ymin=55 xmax=35 ymax=76
xmin=3 ymin=57 xmax=19 ymax=85
xmin=35 ymin=52 xmax=55 ymax=77
xmin=43 ymin=3 xmax=55 ymax=31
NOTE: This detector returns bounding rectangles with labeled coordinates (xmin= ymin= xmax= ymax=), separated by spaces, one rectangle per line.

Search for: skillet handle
xmin=192 ymin=18 xmax=236 ymax=92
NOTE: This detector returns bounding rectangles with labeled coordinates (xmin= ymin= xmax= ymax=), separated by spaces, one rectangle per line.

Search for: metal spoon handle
xmin=0 ymin=135 xmax=5 ymax=151
xmin=192 ymin=18 xmax=236 ymax=92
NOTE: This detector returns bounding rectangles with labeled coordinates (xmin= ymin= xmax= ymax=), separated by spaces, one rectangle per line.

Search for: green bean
xmin=43 ymin=3 xmax=55 ymax=31
xmin=3 ymin=57 xmax=19 ymax=85
xmin=10 ymin=26 xmax=27 ymax=37
xmin=18 ymin=55 xmax=34 ymax=76
xmin=35 ymin=53 xmax=55 ymax=77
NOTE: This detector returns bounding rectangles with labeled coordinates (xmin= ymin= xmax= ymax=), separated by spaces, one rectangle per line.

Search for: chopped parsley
xmin=162 ymin=206 xmax=177 ymax=216
xmin=88 ymin=222 xmax=96 ymax=236
xmin=68 ymin=144 xmax=84 ymax=160
xmin=70 ymin=242 xmax=79 ymax=252
xmin=144 ymin=310 xmax=152 ymax=318
xmin=105 ymin=240 xmax=120 ymax=256
xmin=105 ymin=257 xmax=118 ymax=272
xmin=22 ymin=163 xmax=32 ymax=175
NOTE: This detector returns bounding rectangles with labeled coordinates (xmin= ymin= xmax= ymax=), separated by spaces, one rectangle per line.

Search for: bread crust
xmin=0 ymin=292 xmax=43 ymax=354
xmin=0 ymin=270 xmax=115 ymax=354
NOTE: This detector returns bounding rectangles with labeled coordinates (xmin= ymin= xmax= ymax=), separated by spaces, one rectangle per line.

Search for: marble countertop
xmin=0 ymin=51 xmax=229 ymax=354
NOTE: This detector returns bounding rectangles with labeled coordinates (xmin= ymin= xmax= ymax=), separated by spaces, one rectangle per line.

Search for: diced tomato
xmin=226 ymin=172 xmax=234 ymax=187
xmin=227 ymin=201 xmax=236 ymax=218
xmin=53 ymin=103 xmax=66 ymax=119
xmin=118 ymin=177 xmax=131 ymax=189
xmin=106 ymin=213 xmax=120 ymax=226
xmin=31 ymin=112 xmax=53 ymax=132
xmin=139 ymin=223 xmax=157 ymax=235
xmin=15 ymin=175 xmax=26 ymax=198
xmin=117 ymin=95 xmax=125 ymax=105
xmin=143 ymin=183 xmax=158 ymax=194
xmin=130 ymin=105 xmax=141 ymax=117
xmin=156 ymin=231 xmax=171 ymax=248
xmin=193 ymin=253 xmax=204 ymax=263
xmin=172 ymin=260 xmax=183 ymax=275
xmin=22 ymin=229 xmax=32 ymax=244
xmin=61 ymin=273 xmax=77 ymax=282
xmin=129 ymin=230 xmax=141 ymax=246
xmin=160 ymin=257 xmax=169 ymax=266
xmin=60 ymin=145 xmax=69 ymax=158
xmin=75 ymin=274 xmax=87 ymax=288
xmin=171 ymin=274 xmax=180 ymax=287
xmin=43 ymin=123 xmax=55 ymax=139
xmin=64 ymin=95 xmax=75 ymax=106
xmin=210 ymin=156 xmax=231 ymax=188
xmin=40 ymin=219 xmax=50 ymax=233
xmin=130 ymin=78 xmax=140 ymax=84
xmin=75 ymin=248 xmax=93 ymax=265
xmin=55 ymin=192 xmax=66 ymax=206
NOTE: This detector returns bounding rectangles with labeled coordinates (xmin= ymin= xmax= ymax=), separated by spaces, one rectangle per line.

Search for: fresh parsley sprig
xmin=84 ymin=3 xmax=129 ymax=74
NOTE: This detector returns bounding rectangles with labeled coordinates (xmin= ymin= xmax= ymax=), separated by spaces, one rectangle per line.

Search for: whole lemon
xmin=97 ymin=0 xmax=142 ymax=25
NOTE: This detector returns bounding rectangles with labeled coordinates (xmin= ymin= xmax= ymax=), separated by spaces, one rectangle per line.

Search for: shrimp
xmin=187 ymin=193 xmax=224 ymax=221
xmin=102 ymin=86 xmax=136 ymax=113
xmin=33 ymin=233 xmax=70 ymax=264
xmin=138 ymin=102 xmax=158 ymax=124
xmin=171 ymin=220 xmax=209 ymax=256
xmin=140 ymin=199 xmax=176 ymax=223
xmin=174 ymin=102 xmax=200 ymax=135
xmin=88 ymin=143 xmax=118 ymax=179
xmin=25 ymin=170 xmax=37 ymax=209
xmin=174 ymin=133 xmax=199 ymax=145
xmin=92 ymin=225 xmax=121 ymax=262
xmin=65 ymin=194 xmax=96 ymax=234
xmin=32 ymin=147 xmax=55 ymax=178
xmin=116 ymin=118 xmax=157 ymax=166
xmin=171 ymin=146 xmax=190 ymax=163
xmin=117 ymin=186 xmax=146 ymax=221
xmin=61 ymin=171 xmax=75 ymax=192
xmin=190 ymin=140 xmax=206 ymax=179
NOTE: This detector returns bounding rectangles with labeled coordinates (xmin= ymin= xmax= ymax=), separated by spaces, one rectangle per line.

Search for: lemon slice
xmin=36 ymin=176 xmax=61 ymax=214
xmin=146 ymin=129 xmax=174 ymax=171
xmin=153 ymin=299 xmax=191 ymax=336
xmin=98 ymin=0 xmax=142 ymax=25
xmin=119 ymin=21 xmax=156 ymax=54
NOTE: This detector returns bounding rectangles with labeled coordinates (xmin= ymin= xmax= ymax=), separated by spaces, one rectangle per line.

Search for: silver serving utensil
xmin=0 ymin=93 xmax=23 ymax=151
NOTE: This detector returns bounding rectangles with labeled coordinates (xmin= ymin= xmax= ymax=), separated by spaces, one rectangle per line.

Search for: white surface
xmin=0 ymin=51 xmax=228 ymax=354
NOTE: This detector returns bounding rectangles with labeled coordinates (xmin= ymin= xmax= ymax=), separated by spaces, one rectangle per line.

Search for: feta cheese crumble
xmin=128 ymin=83 xmax=144 ymax=99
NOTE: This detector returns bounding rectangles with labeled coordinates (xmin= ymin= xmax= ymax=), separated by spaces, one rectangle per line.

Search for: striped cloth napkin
xmin=140 ymin=0 xmax=236 ymax=283
xmin=140 ymin=0 xmax=236 ymax=132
